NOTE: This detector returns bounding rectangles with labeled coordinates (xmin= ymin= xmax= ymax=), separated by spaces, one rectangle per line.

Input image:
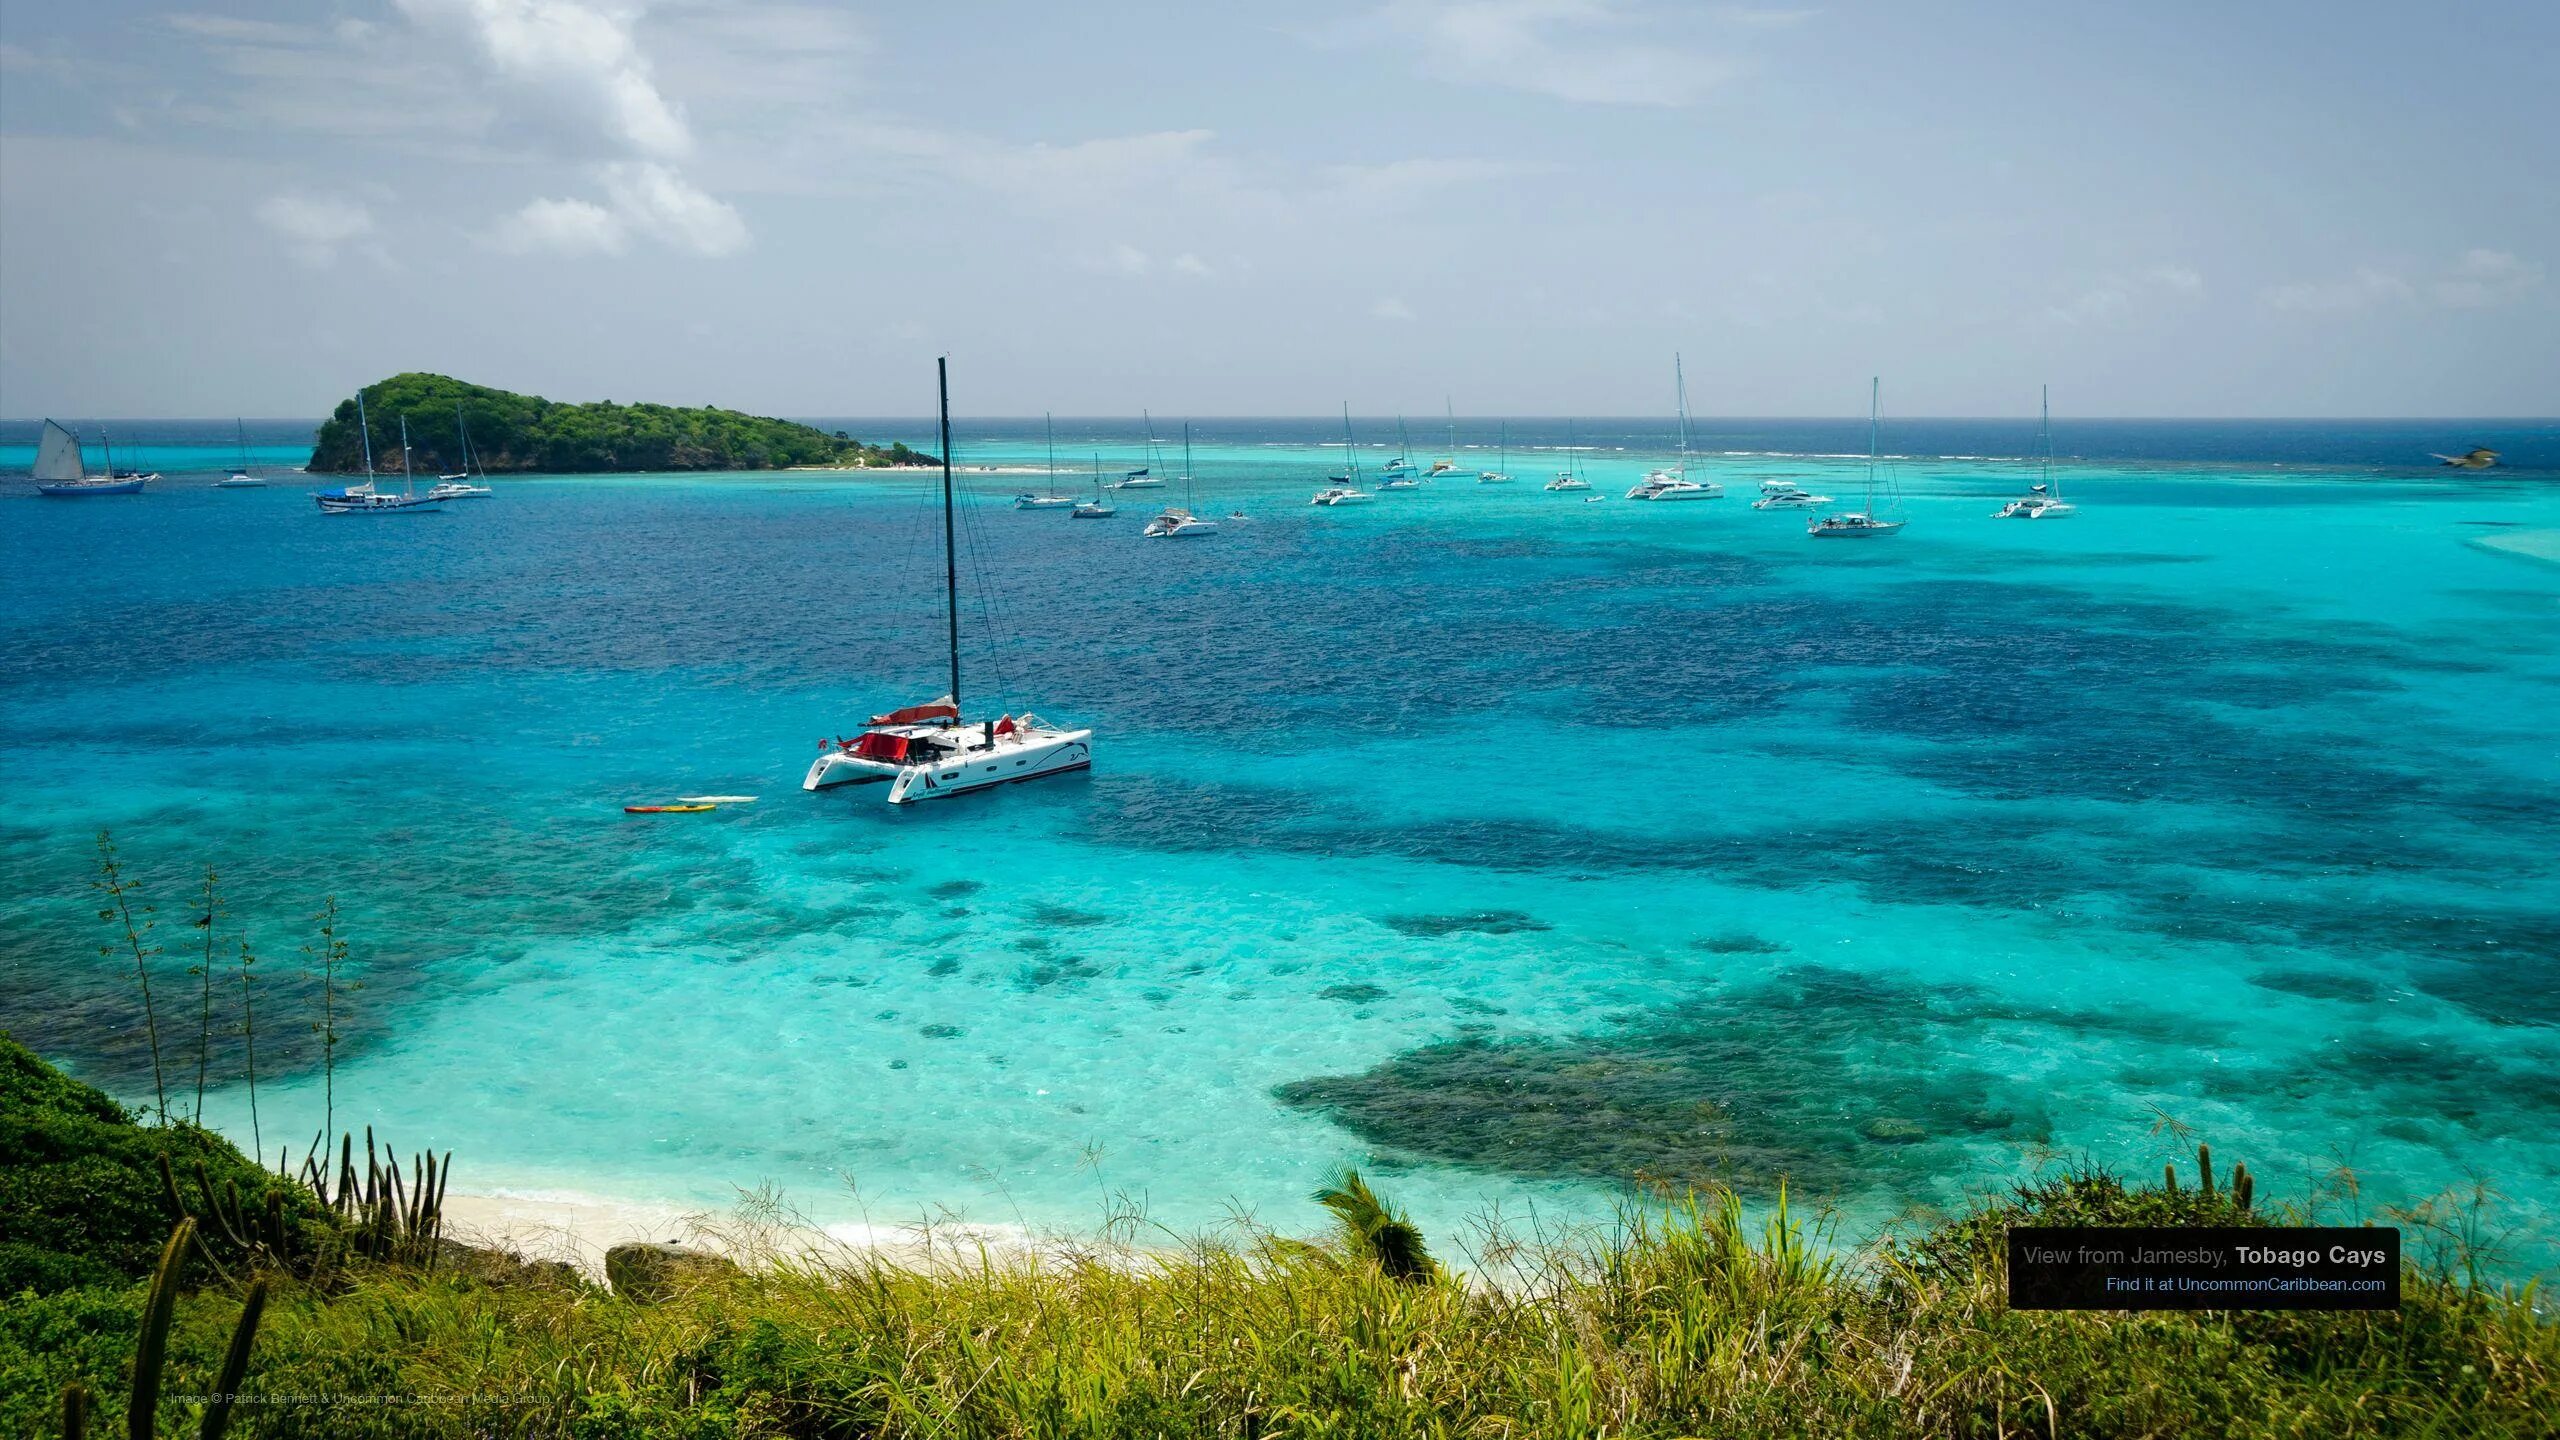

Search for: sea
xmin=4 ymin=414 xmax=2556 ymax=1271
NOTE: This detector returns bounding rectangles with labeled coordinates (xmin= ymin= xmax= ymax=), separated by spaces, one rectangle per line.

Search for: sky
xmin=1 ymin=1 xmax=2553 ymax=419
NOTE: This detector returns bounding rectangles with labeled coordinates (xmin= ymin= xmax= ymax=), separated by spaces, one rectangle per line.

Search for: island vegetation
xmin=306 ymin=374 xmax=934 ymax=476
xmin=3 ymin=847 xmax=2552 ymax=1437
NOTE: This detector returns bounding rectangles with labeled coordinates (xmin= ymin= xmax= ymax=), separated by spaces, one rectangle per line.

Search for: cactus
xmin=2163 ymin=1163 xmax=2179 ymax=1194
xmin=2233 ymin=1163 xmax=2255 ymax=1212
xmin=102 ymin=1220 xmax=271 ymax=1440
xmin=2197 ymin=1143 xmax=2215 ymax=1199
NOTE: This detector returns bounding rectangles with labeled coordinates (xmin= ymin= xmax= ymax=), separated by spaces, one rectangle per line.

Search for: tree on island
xmin=306 ymin=373 xmax=937 ymax=475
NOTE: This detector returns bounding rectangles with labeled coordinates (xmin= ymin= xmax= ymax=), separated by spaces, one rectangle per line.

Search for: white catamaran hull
xmin=803 ymin=728 xmax=1094 ymax=804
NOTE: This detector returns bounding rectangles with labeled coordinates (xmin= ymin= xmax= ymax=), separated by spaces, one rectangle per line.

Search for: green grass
xmin=3 ymin=1038 xmax=2552 ymax=1437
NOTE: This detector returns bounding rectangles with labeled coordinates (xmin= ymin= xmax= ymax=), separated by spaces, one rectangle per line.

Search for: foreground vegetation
xmin=307 ymin=373 xmax=932 ymax=475
xmin=4 ymin=1039 xmax=2553 ymax=1438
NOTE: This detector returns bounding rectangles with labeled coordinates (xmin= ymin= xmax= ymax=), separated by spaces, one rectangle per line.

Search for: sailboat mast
xmin=1866 ymin=377 xmax=1879 ymax=511
xmin=1183 ymin=422 xmax=1194 ymax=507
xmin=939 ymin=358 xmax=961 ymax=716
xmin=356 ymin=391 xmax=375 ymax=479
xmin=1045 ymin=412 xmax=1056 ymax=492
xmin=2041 ymin=384 xmax=2055 ymax=497
xmin=1446 ymin=397 xmax=1455 ymax=453
xmin=236 ymin=418 xmax=249 ymax=471
xmin=102 ymin=428 xmax=114 ymax=479
xmin=399 ymin=415 xmax=414 ymax=497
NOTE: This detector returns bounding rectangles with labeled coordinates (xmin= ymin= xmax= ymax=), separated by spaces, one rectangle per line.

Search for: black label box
xmin=2007 ymin=1226 xmax=2400 ymax=1311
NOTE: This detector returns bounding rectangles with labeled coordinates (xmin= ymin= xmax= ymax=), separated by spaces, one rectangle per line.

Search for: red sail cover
xmin=868 ymin=697 xmax=959 ymax=726
xmin=851 ymin=732 xmax=911 ymax=761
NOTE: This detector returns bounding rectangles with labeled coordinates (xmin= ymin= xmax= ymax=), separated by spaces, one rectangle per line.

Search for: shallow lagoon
xmin=4 ymin=422 xmax=2555 ymax=1267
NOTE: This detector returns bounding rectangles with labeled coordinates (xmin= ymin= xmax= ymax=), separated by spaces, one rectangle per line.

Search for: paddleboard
xmin=625 ymin=804 xmax=715 ymax=814
xmin=675 ymin=795 xmax=758 ymax=804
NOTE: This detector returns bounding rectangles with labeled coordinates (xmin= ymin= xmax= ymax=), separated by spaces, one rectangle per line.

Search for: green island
xmin=5 ymin=1030 xmax=2552 ymax=1439
xmin=306 ymin=373 xmax=934 ymax=476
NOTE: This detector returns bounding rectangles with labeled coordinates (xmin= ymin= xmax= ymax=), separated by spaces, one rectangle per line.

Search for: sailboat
xmin=1015 ymin=413 xmax=1077 ymax=509
xmin=1627 ymin=353 xmax=1721 ymax=500
xmin=32 ymin=420 xmax=148 ymax=496
xmin=215 ymin=419 xmax=267 ymax=488
xmin=1377 ymin=415 xmax=1421 ymax=488
xmin=429 ymin=402 xmax=494 ymax=499
xmin=1994 ymin=386 xmax=2075 ymax=519
xmin=1072 ymin=451 xmax=1116 ymax=518
xmin=1142 ymin=423 xmax=1219 ymax=536
xmin=1808 ymin=378 xmax=1904 ymax=538
xmin=803 ymin=358 xmax=1093 ymax=804
xmin=1478 ymin=420 xmax=1513 ymax=483
xmin=315 ymin=392 xmax=442 ymax=513
xmin=1428 ymin=400 xmax=1461 ymax=477
xmin=1311 ymin=404 xmax=1376 ymax=505
xmin=1111 ymin=412 xmax=1168 ymax=489
xmin=1545 ymin=420 xmax=1591 ymax=491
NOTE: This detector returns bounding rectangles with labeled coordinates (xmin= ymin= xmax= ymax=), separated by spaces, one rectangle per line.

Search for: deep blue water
xmin=3 ymin=418 xmax=2556 ymax=1269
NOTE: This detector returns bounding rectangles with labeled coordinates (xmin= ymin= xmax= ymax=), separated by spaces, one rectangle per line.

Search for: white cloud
xmin=1109 ymin=243 xmax=1154 ymax=276
xmin=598 ymin=161 xmax=748 ymax=255
xmin=2262 ymin=267 xmax=2414 ymax=314
xmin=2042 ymin=264 xmax=2205 ymax=325
xmin=255 ymin=193 xmax=375 ymax=266
xmin=395 ymin=0 xmax=691 ymax=159
xmin=1373 ymin=296 xmax=1417 ymax=321
xmin=2430 ymin=248 xmax=2543 ymax=309
xmin=487 ymin=195 xmax=628 ymax=255
xmin=1370 ymin=1 xmax=1738 ymax=107
xmin=1171 ymin=253 xmax=1214 ymax=278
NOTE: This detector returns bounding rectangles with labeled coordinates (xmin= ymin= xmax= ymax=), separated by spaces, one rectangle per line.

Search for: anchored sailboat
xmin=1808 ymin=378 xmax=1904 ymax=538
xmin=1428 ymin=400 xmax=1460 ymax=477
xmin=1994 ymin=385 xmax=2075 ymax=519
xmin=216 ymin=419 xmax=267 ymax=488
xmin=1478 ymin=420 xmax=1513 ymax=483
xmin=1627 ymin=353 xmax=1720 ymax=500
xmin=1112 ymin=412 xmax=1168 ymax=489
xmin=32 ymin=420 xmax=148 ymax=496
xmin=1016 ymin=412 xmax=1077 ymax=508
xmin=803 ymin=359 xmax=1093 ymax=804
xmin=315 ymin=391 xmax=442 ymax=513
xmin=429 ymin=402 xmax=494 ymax=499
xmin=1072 ymin=447 xmax=1116 ymax=518
xmin=1312 ymin=403 xmax=1376 ymax=505
xmin=1143 ymin=423 xmax=1219 ymax=536
xmin=1545 ymin=419 xmax=1591 ymax=491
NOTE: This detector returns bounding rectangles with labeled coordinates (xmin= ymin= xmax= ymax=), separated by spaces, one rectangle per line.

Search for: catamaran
xmin=1428 ymin=401 xmax=1460 ymax=477
xmin=803 ymin=359 xmax=1093 ymax=804
xmin=1993 ymin=385 xmax=2075 ymax=519
xmin=1809 ymin=378 xmax=1904 ymax=538
xmin=316 ymin=393 xmax=443 ymax=513
xmin=1545 ymin=420 xmax=1592 ymax=491
xmin=215 ymin=419 xmax=267 ymax=488
xmin=1312 ymin=403 xmax=1376 ymax=505
xmin=32 ymin=420 xmax=148 ymax=496
xmin=1142 ymin=423 xmax=1219 ymax=536
xmin=1479 ymin=420 xmax=1514 ymax=483
xmin=1015 ymin=413 xmax=1078 ymax=508
xmin=428 ymin=402 xmax=494 ymax=499
xmin=1626 ymin=353 xmax=1721 ymax=500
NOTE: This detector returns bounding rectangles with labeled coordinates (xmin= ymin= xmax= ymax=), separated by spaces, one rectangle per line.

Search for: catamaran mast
xmin=1866 ymin=377 xmax=1880 ymax=512
xmin=1183 ymin=422 xmax=1194 ymax=507
xmin=1675 ymin=353 xmax=1691 ymax=478
xmin=939 ymin=357 xmax=960 ymax=716
xmin=2041 ymin=384 xmax=2055 ymax=497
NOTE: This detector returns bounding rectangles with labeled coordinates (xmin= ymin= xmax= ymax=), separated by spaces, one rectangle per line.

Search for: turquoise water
xmin=5 ymin=424 xmax=2557 ymax=1267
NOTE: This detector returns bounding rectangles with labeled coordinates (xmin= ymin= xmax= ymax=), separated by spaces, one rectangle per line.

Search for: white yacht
xmin=1809 ymin=378 xmax=1904 ymax=538
xmin=426 ymin=401 xmax=494 ymax=499
xmin=1751 ymin=479 xmax=1831 ymax=510
xmin=1072 ymin=451 xmax=1116 ymax=518
xmin=803 ymin=359 xmax=1093 ymax=804
xmin=32 ymin=421 xmax=148 ymax=496
xmin=1377 ymin=416 xmax=1421 ymax=486
xmin=1479 ymin=420 xmax=1514 ymax=483
xmin=215 ymin=419 xmax=267 ymax=488
xmin=1143 ymin=424 xmax=1220 ymax=536
xmin=1625 ymin=353 xmax=1723 ymax=500
xmin=1315 ymin=403 xmax=1375 ymax=504
xmin=316 ymin=396 xmax=443 ymax=514
xmin=1111 ymin=411 xmax=1169 ymax=489
xmin=1993 ymin=386 xmax=2076 ymax=519
xmin=1546 ymin=419 xmax=1592 ymax=491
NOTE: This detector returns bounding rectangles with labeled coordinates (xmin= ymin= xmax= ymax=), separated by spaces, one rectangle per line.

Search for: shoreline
xmin=439 ymin=1187 xmax=1055 ymax=1278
